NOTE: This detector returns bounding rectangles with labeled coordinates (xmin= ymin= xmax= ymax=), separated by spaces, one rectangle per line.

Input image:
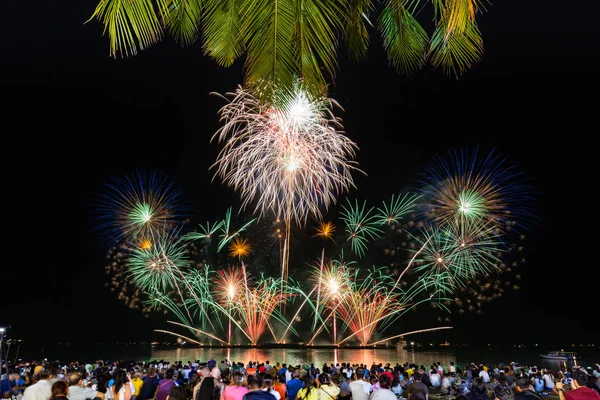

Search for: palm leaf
xmin=240 ymin=0 xmax=297 ymax=96
xmin=378 ymin=0 xmax=428 ymax=74
xmin=202 ymin=0 xmax=244 ymax=66
xmin=344 ymin=0 xmax=372 ymax=62
xmin=163 ymin=0 xmax=203 ymax=47
xmin=294 ymin=0 xmax=345 ymax=96
xmin=429 ymin=0 xmax=483 ymax=77
xmin=87 ymin=0 xmax=166 ymax=57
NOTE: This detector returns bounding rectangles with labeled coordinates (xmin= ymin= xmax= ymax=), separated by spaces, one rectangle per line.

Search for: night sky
xmin=1 ymin=0 xmax=598 ymax=353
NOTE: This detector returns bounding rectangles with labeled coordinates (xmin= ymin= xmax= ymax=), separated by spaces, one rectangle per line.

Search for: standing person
xmin=246 ymin=366 xmax=257 ymax=379
xmin=261 ymin=375 xmax=280 ymax=400
xmin=479 ymin=368 xmax=491 ymax=384
xmin=68 ymin=371 xmax=98 ymax=400
xmin=167 ymin=386 xmax=187 ymax=400
xmin=22 ymin=367 xmax=56 ymax=400
xmin=296 ymin=375 xmax=318 ymax=400
xmin=338 ymin=376 xmax=351 ymax=400
xmin=93 ymin=372 xmax=111 ymax=400
xmin=222 ymin=371 xmax=248 ymax=400
xmin=155 ymin=370 xmax=178 ymax=400
xmin=242 ymin=376 xmax=276 ymax=400
xmin=369 ymin=374 xmax=396 ymax=400
xmin=553 ymin=368 xmax=600 ymax=400
xmin=196 ymin=368 xmax=223 ymax=400
xmin=287 ymin=370 xmax=303 ymax=400
xmin=50 ymin=381 xmax=70 ymax=400
xmin=139 ymin=368 xmax=160 ymax=400
xmin=130 ymin=372 xmax=144 ymax=400
xmin=315 ymin=374 xmax=340 ymax=400
xmin=350 ymin=368 xmax=372 ymax=400
xmin=278 ymin=366 xmax=287 ymax=386
xmin=271 ymin=375 xmax=286 ymax=400
xmin=514 ymin=377 xmax=542 ymax=400
xmin=406 ymin=373 xmax=428 ymax=400
xmin=194 ymin=368 xmax=211 ymax=400
xmin=1 ymin=370 xmax=22 ymax=398
xmin=111 ymin=370 xmax=136 ymax=400
xmin=285 ymin=369 xmax=294 ymax=385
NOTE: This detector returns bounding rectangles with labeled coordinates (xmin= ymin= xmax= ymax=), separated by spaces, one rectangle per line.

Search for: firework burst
xmin=340 ymin=199 xmax=384 ymax=257
xmin=211 ymin=81 xmax=360 ymax=225
xmin=415 ymin=147 xmax=538 ymax=236
xmin=229 ymin=237 xmax=252 ymax=261
xmin=127 ymin=229 xmax=190 ymax=293
xmin=314 ymin=221 xmax=337 ymax=243
xmin=375 ymin=193 xmax=421 ymax=226
xmin=92 ymin=169 xmax=192 ymax=248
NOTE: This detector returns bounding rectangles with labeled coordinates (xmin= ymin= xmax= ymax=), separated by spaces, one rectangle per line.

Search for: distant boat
xmin=540 ymin=351 xmax=577 ymax=361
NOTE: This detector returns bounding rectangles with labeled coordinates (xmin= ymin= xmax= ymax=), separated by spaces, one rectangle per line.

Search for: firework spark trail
xmin=278 ymin=285 xmax=318 ymax=343
xmin=335 ymin=288 xmax=404 ymax=346
xmin=312 ymin=221 xmax=336 ymax=331
xmin=335 ymin=294 xmax=450 ymax=346
xmin=218 ymin=208 xmax=256 ymax=252
xmin=384 ymin=235 xmax=433 ymax=304
xmin=166 ymin=321 xmax=229 ymax=345
xmin=375 ymin=193 xmax=421 ymax=226
xmin=367 ymin=326 xmax=454 ymax=346
xmin=169 ymin=263 xmax=219 ymax=333
xmin=233 ymin=275 xmax=291 ymax=344
xmin=154 ymin=330 xmax=204 ymax=345
xmin=314 ymin=248 xmax=325 ymax=332
xmin=409 ymin=221 xmax=506 ymax=290
xmin=306 ymin=303 xmax=340 ymax=345
xmin=306 ymin=259 xmax=354 ymax=344
xmin=167 ymin=265 xmax=195 ymax=327
xmin=331 ymin=266 xmax=405 ymax=346
xmin=214 ymin=266 xmax=247 ymax=344
xmin=148 ymin=292 xmax=192 ymax=326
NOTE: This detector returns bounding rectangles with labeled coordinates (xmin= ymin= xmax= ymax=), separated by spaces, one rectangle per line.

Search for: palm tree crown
xmin=88 ymin=0 xmax=488 ymax=97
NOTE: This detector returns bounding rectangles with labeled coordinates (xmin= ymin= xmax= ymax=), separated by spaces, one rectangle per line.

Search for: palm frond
xmin=294 ymin=0 xmax=345 ymax=96
xmin=344 ymin=0 xmax=372 ymax=62
xmin=202 ymin=0 xmax=244 ymax=66
xmin=378 ymin=0 xmax=428 ymax=74
xmin=163 ymin=0 xmax=203 ymax=47
xmin=241 ymin=0 xmax=298 ymax=96
xmin=87 ymin=0 xmax=166 ymax=57
xmin=429 ymin=0 xmax=483 ymax=77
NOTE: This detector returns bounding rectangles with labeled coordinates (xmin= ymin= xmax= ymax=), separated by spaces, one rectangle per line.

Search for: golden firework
xmin=229 ymin=237 xmax=252 ymax=261
xmin=314 ymin=221 xmax=336 ymax=243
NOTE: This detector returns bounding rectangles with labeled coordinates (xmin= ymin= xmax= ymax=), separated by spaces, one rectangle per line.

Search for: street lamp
xmin=0 ymin=327 xmax=6 ymax=371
